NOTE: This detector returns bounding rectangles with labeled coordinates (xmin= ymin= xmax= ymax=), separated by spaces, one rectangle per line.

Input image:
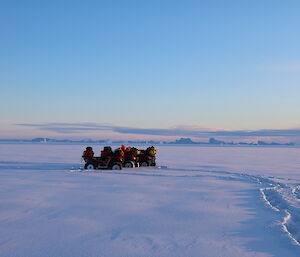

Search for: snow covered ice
xmin=1 ymin=143 xmax=300 ymax=257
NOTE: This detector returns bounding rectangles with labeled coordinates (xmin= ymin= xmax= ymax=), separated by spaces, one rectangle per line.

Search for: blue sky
xmin=1 ymin=0 xmax=300 ymax=141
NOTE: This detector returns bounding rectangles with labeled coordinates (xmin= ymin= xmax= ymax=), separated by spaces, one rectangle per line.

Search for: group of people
xmin=82 ymin=145 xmax=157 ymax=162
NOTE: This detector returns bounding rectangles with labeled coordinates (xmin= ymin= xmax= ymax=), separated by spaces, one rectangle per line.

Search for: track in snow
xmin=69 ymin=165 xmax=300 ymax=246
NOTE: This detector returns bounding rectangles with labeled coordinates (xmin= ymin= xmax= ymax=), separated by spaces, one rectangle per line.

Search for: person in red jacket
xmin=120 ymin=145 xmax=126 ymax=151
xmin=114 ymin=146 xmax=125 ymax=162
xmin=82 ymin=146 xmax=94 ymax=161
xmin=100 ymin=146 xmax=113 ymax=160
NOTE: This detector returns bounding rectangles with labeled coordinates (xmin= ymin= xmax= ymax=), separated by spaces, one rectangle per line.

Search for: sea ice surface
xmin=0 ymin=143 xmax=300 ymax=257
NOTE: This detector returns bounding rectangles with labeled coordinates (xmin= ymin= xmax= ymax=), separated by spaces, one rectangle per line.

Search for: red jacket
xmin=82 ymin=150 xmax=94 ymax=160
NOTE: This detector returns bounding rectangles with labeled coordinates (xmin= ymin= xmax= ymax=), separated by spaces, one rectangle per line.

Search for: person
xmin=114 ymin=146 xmax=125 ymax=162
xmin=101 ymin=146 xmax=113 ymax=158
xmin=82 ymin=146 xmax=94 ymax=161
xmin=120 ymin=145 xmax=127 ymax=151
xmin=147 ymin=146 xmax=157 ymax=155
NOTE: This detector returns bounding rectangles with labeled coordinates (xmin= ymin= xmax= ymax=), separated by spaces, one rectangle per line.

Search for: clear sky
xmin=1 ymin=0 xmax=300 ymax=141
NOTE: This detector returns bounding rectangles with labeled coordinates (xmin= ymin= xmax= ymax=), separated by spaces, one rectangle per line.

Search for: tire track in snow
xmin=233 ymin=172 xmax=300 ymax=246
xmin=259 ymin=188 xmax=280 ymax=212
xmin=69 ymin=166 xmax=300 ymax=246
xmin=245 ymin=176 xmax=300 ymax=246
xmin=256 ymin=186 xmax=300 ymax=245
xmin=282 ymin=210 xmax=300 ymax=246
xmin=292 ymin=186 xmax=300 ymax=199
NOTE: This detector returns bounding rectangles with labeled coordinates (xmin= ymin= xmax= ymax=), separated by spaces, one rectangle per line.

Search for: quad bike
xmin=138 ymin=146 xmax=157 ymax=167
xmin=123 ymin=147 xmax=141 ymax=168
xmin=83 ymin=146 xmax=123 ymax=170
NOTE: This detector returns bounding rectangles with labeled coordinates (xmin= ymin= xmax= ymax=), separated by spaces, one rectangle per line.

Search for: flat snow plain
xmin=1 ymin=143 xmax=300 ymax=257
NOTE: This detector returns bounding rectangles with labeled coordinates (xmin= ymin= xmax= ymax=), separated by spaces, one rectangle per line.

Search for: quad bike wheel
xmin=85 ymin=163 xmax=95 ymax=170
xmin=141 ymin=161 xmax=148 ymax=167
xmin=111 ymin=163 xmax=122 ymax=170
xmin=124 ymin=161 xmax=135 ymax=168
